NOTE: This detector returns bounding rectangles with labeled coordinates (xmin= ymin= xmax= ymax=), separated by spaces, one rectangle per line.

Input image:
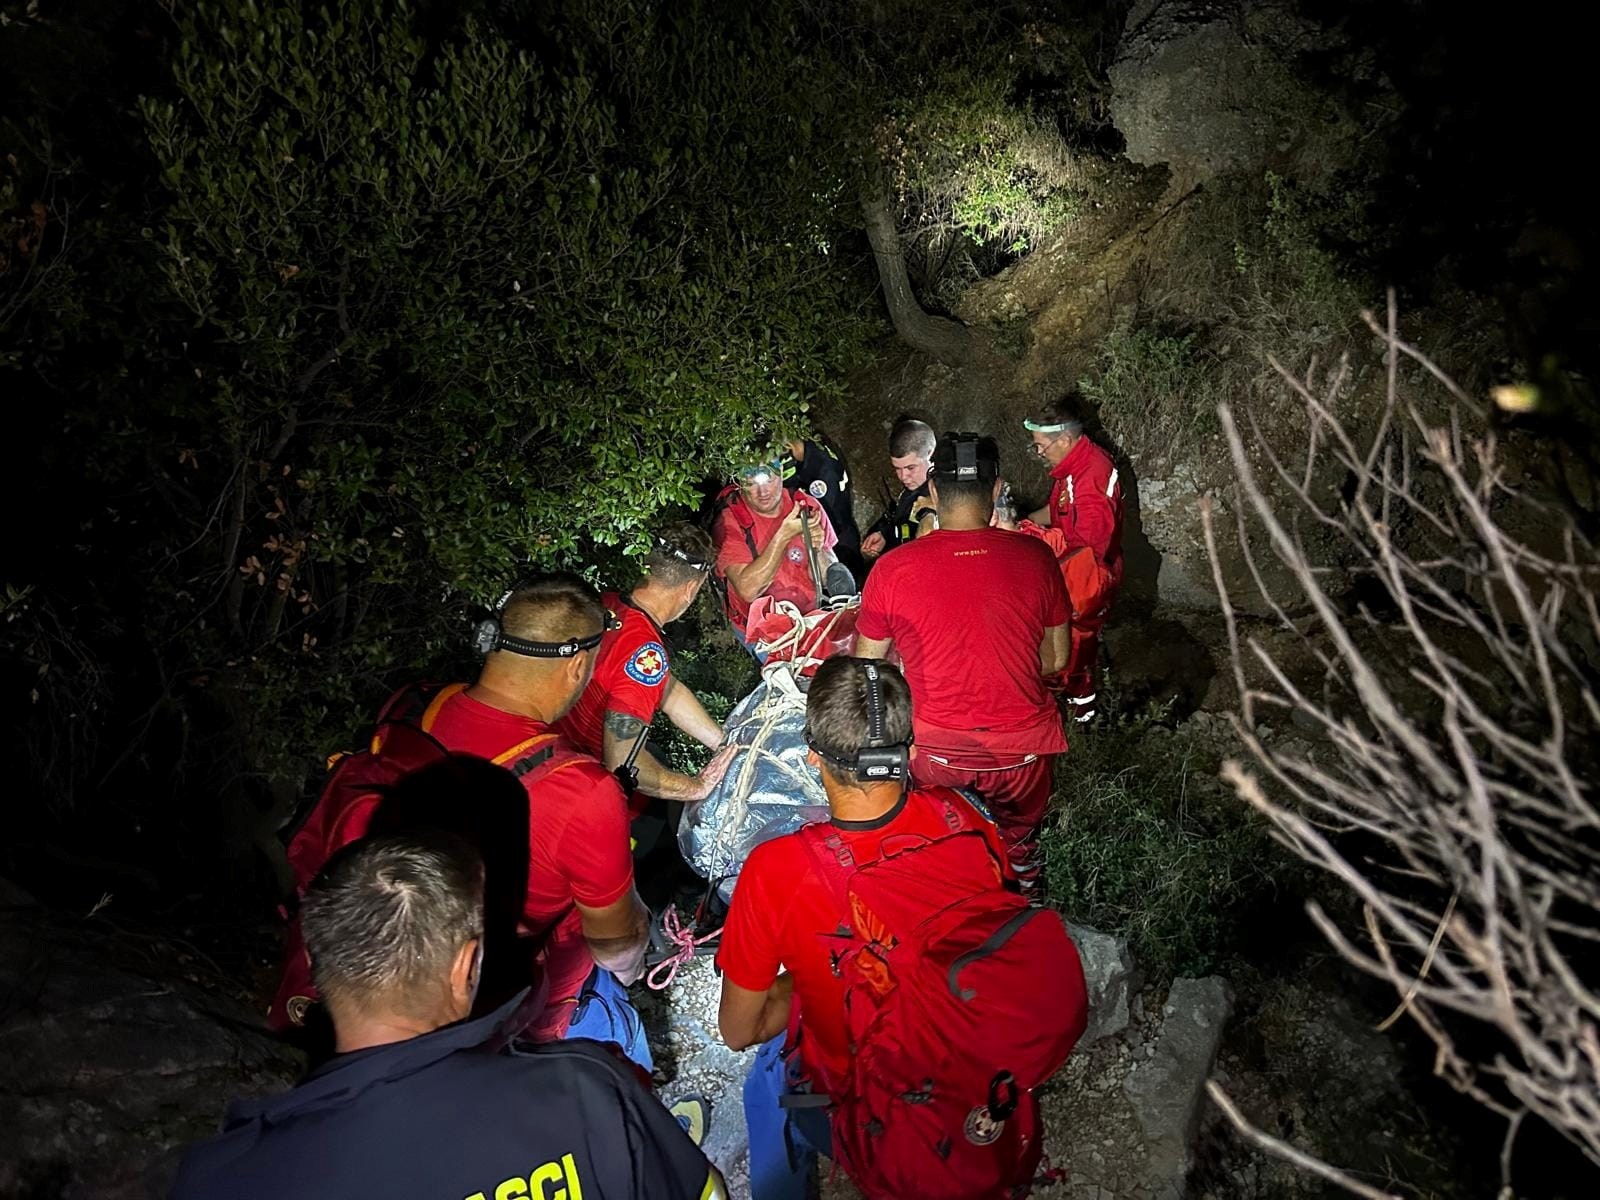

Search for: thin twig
xmin=1206 ymin=1081 xmax=1403 ymax=1200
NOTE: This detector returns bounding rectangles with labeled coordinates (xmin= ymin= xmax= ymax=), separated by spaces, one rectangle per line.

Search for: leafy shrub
xmin=1042 ymin=704 xmax=1288 ymax=978
xmin=1079 ymin=325 xmax=1218 ymax=460
xmin=1 ymin=0 xmax=868 ymax=868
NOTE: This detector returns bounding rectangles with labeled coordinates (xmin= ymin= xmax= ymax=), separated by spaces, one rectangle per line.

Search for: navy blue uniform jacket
xmin=171 ymin=993 xmax=716 ymax=1200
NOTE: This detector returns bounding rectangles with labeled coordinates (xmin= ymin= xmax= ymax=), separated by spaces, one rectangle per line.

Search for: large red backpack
xmin=794 ymin=789 xmax=1088 ymax=1199
xmin=267 ymin=682 xmax=579 ymax=1031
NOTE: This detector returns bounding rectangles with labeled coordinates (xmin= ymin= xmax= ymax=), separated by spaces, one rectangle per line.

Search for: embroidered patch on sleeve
xmin=624 ymin=641 xmax=668 ymax=686
xmin=808 ymin=479 xmax=828 ymax=498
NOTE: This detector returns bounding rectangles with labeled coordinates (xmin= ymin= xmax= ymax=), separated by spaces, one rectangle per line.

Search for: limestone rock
xmin=1124 ymin=975 xmax=1235 ymax=1197
xmin=1110 ymin=1 xmax=1356 ymax=191
xmin=1068 ymin=922 xmax=1138 ymax=1044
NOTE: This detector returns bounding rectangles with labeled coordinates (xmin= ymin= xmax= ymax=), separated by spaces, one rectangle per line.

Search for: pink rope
xmin=645 ymin=904 xmax=723 ymax=991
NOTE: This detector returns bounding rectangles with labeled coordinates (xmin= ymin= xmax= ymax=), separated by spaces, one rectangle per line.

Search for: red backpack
xmin=794 ymin=789 xmax=1088 ymax=1200
xmin=267 ymin=682 xmax=579 ymax=1031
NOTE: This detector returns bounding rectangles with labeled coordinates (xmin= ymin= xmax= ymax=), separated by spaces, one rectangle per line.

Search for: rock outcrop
xmin=1124 ymin=975 xmax=1236 ymax=1198
xmin=1110 ymin=0 xmax=1360 ymax=193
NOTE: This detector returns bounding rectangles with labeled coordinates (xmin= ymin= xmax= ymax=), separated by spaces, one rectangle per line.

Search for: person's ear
xmin=449 ymin=937 xmax=481 ymax=1014
xmin=991 ymin=478 xmax=1003 ymax=502
xmin=928 ymin=479 xmax=940 ymax=505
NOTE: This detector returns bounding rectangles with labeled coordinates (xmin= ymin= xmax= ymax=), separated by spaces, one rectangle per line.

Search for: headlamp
xmin=657 ymin=537 xmax=710 ymax=573
xmin=1023 ymin=418 xmax=1081 ymax=434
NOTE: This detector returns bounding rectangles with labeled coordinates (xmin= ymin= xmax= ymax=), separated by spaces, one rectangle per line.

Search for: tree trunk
xmin=861 ymin=188 xmax=972 ymax=367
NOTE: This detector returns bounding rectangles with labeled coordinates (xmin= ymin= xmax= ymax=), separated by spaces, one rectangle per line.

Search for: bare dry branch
xmin=1206 ymin=1081 xmax=1404 ymax=1200
xmin=1209 ymin=291 xmax=1600 ymax=1171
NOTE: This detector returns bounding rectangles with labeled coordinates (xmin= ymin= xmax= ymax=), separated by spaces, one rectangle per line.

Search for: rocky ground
xmin=639 ymin=923 xmax=1240 ymax=1200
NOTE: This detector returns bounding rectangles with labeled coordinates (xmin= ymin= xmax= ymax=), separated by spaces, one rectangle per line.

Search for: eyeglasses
xmin=1029 ymin=436 xmax=1060 ymax=457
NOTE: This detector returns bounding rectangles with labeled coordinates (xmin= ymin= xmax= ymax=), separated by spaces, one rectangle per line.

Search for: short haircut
xmin=1032 ymin=391 xmax=1090 ymax=433
xmin=805 ymin=657 xmax=913 ymax=787
xmin=302 ymin=832 xmax=484 ymax=1018
xmin=642 ymin=522 xmax=714 ymax=589
xmin=888 ymin=417 xmax=936 ymax=461
xmin=499 ymin=571 xmax=606 ymax=644
xmin=930 ymin=432 xmax=1001 ymax=510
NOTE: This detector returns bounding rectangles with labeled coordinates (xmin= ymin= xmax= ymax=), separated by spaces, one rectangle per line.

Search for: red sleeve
xmin=603 ymin=634 xmax=669 ymax=726
xmin=1067 ymin=487 xmax=1117 ymax=562
xmin=1019 ymin=519 xmax=1070 ymax=561
xmin=716 ymin=841 xmax=785 ymax=993
xmin=855 ymin=555 xmax=895 ymax=641
xmin=547 ymin=764 xmax=634 ymax=909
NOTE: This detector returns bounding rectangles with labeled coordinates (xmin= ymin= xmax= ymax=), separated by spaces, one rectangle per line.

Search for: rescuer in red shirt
xmin=557 ymin=523 xmax=737 ymax=808
xmin=716 ymin=657 xmax=1016 ymax=1200
xmin=854 ymin=433 xmax=1070 ymax=888
xmin=1008 ymin=392 xmax=1124 ymax=723
xmin=424 ymin=574 xmax=654 ymax=1060
xmin=712 ymin=459 xmax=850 ymax=649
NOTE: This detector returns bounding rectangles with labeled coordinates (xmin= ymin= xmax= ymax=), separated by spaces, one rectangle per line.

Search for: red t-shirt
xmin=856 ymin=527 xmax=1070 ymax=757
xmin=716 ymin=787 xmax=1014 ymax=1091
xmin=713 ymin=490 xmax=837 ymax=632
xmin=426 ymin=690 xmax=634 ymax=1037
xmin=556 ymin=591 xmax=671 ymax=757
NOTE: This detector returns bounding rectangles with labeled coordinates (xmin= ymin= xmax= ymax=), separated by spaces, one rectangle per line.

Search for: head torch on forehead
xmin=738 ymin=459 xmax=782 ymax=486
xmin=657 ymin=537 xmax=710 ymax=573
xmin=1023 ymin=417 xmax=1081 ymax=435
xmin=472 ymin=598 xmax=619 ymax=658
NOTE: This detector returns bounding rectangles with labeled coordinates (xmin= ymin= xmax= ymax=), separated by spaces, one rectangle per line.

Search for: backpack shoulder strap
xmin=796 ymin=822 xmax=855 ymax=915
xmin=715 ymin=486 xmax=760 ymax=559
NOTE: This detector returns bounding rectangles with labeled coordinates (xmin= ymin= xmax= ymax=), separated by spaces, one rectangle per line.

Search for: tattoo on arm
xmin=604 ymin=710 xmax=647 ymax=742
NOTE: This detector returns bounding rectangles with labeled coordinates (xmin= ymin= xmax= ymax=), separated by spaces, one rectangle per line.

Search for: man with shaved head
xmin=423 ymin=572 xmax=657 ymax=1063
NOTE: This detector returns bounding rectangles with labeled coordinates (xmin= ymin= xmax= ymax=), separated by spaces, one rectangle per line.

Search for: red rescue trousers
xmin=912 ymin=750 xmax=1055 ymax=888
xmin=1054 ymin=548 xmax=1116 ymax=719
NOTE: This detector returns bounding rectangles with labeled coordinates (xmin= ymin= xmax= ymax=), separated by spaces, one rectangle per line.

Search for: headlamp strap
xmin=864 ymin=662 xmax=885 ymax=746
xmin=1023 ymin=418 xmax=1077 ymax=434
xmin=955 ymin=439 xmax=978 ymax=481
xmin=656 ymin=537 xmax=709 ymax=573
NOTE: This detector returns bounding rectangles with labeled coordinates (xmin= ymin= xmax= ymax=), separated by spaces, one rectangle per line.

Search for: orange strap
xmin=418 ymin=683 xmax=467 ymax=733
xmin=490 ymin=732 xmax=559 ymax=768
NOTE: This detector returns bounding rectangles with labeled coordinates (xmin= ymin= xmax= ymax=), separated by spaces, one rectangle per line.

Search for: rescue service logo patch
xmin=786 ymin=545 xmax=806 ymax=563
xmin=624 ymin=640 xmax=668 ymax=687
xmin=809 ymin=479 xmax=829 ymax=498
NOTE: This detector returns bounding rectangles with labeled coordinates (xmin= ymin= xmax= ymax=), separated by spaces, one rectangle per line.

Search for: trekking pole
xmin=799 ymin=506 xmax=825 ymax=608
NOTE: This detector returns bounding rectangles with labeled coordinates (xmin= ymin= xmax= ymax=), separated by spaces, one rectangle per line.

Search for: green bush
xmin=3 ymin=0 xmax=870 ymax=836
xmin=1042 ymin=704 xmax=1286 ymax=978
xmin=1078 ymin=325 xmax=1218 ymax=459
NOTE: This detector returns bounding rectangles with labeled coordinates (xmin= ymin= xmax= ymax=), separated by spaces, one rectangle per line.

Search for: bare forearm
xmin=729 ymin=535 xmax=790 ymax=602
xmin=755 ymin=974 xmax=795 ymax=1044
xmin=634 ymin=748 xmax=705 ymax=801
xmin=584 ymin=894 xmax=650 ymax=984
xmin=661 ymin=680 xmax=725 ymax=749
xmin=855 ymin=635 xmax=892 ymax=660
xmin=1040 ymin=624 xmax=1070 ymax=675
